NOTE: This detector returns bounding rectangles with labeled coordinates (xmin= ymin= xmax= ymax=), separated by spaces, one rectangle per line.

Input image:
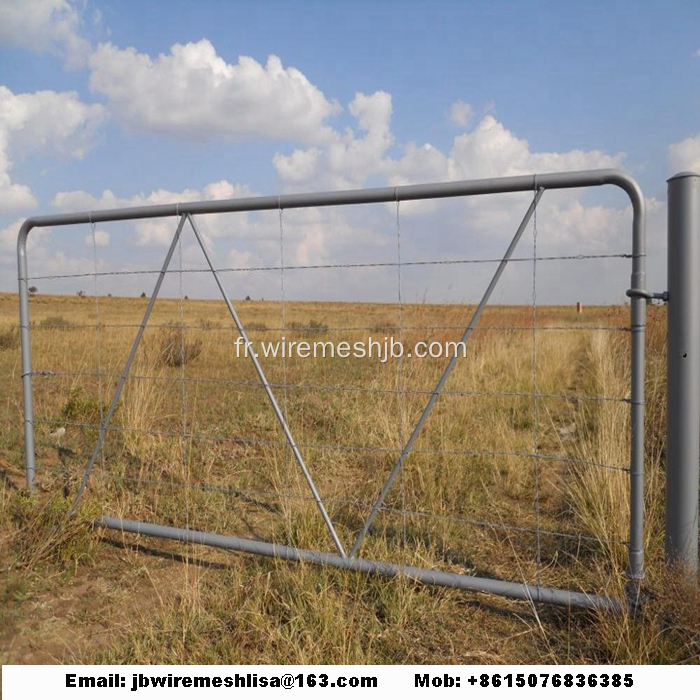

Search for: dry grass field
xmin=0 ymin=291 xmax=698 ymax=664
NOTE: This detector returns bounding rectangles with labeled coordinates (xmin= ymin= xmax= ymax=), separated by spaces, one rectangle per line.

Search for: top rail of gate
xmin=17 ymin=168 xmax=644 ymax=240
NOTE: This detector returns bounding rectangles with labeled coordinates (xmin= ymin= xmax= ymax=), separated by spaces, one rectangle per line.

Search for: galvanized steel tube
xmin=98 ymin=516 xmax=622 ymax=612
xmin=666 ymin=172 xmax=700 ymax=577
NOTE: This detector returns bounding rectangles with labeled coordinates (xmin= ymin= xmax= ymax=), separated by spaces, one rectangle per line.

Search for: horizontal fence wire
xmin=91 ymin=471 xmax=627 ymax=548
xmin=28 ymin=323 xmax=632 ymax=333
xmin=25 ymin=252 xmax=634 ymax=282
xmin=33 ymin=417 xmax=629 ymax=473
xmin=30 ymin=369 xmax=631 ymax=404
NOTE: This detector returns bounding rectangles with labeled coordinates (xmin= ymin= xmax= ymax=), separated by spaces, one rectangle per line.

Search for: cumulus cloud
xmin=84 ymin=229 xmax=109 ymax=247
xmin=49 ymin=175 xmax=391 ymax=300
xmin=88 ymin=40 xmax=340 ymax=143
xmin=668 ymin=134 xmax=700 ymax=174
xmin=0 ymin=0 xmax=91 ymax=67
xmin=45 ymin=177 xmax=282 ymax=299
xmin=0 ymin=172 xmax=36 ymax=214
xmin=268 ymin=96 xmax=649 ymax=302
xmin=273 ymin=96 xmax=623 ymax=197
xmin=273 ymin=90 xmax=394 ymax=189
xmin=0 ymin=86 xmax=106 ymax=214
xmin=52 ymin=180 xmax=266 ymax=253
xmin=448 ymin=100 xmax=474 ymax=127
xmin=446 ymin=116 xmax=624 ymax=180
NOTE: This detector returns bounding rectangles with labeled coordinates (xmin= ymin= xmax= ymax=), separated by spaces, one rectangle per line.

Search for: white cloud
xmin=448 ymin=100 xmax=473 ymax=127
xmin=0 ymin=174 xmax=36 ymax=213
xmin=50 ymin=176 xmax=391 ymax=299
xmin=273 ymin=97 xmax=623 ymax=197
xmin=668 ymin=134 xmax=700 ymax=174
xmin=694 ymin=49 xmax=700 ymax=58
xmin=273 ymin=90 xmax=394 ymax=189
xmin=0 ymin=0 xmax=91 ymax=67
xmin=46 ymin=180 xmax=285 ymax=299
xmin=0 ymin=87 xmax=106 ymax=161
xmin=273 ymin=147 xmax=321 ymax=182
xmin=0 ymin=85 xmax=106 ymax=214
xmin=84 ymin=229 xmax=109 ymax=247
xmin=134 ymin=220 xmax=176 ymax=248
xmin=52 ymin=180 xmax=267 ymax=254
xmin=268 ymin=97 xmax=648 ymax=302
xmin=88 ymin=40 xmax=340 ymax=143
xmin=446 ymin=116 xmax=623 ymax=181
xmin=53 ymin=187 xmax=195 ymax=213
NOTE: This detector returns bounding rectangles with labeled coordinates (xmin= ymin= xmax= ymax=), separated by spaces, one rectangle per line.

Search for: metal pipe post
xmin=627 ymin=173 xmax=647 ymax=597
xmin=666 ymin=172 xmax=700 ymax=577
xmin=17 ymin=222 xmax=36 ymax=488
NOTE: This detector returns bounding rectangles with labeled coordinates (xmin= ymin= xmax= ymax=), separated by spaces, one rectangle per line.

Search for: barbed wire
xmin=28 ymin=322 xmax=632 ymax=333
xmin=25 ymin=251 xmax=634 ymax=282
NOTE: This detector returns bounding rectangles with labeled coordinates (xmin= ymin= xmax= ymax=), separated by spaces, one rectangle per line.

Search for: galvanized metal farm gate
xmin=18 ymin=169 xmax=651 ymax=611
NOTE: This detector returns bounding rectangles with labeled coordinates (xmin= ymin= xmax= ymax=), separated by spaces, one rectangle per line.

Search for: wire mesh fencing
xmin=16 ymin=170 xmax=648 ymax=610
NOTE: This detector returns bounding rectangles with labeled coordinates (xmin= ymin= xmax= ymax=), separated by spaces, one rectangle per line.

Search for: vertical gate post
xmin=17 ymin=220 xmax=36 ymax=489
xmin=666 ymin=172 xmax=700 ymax=577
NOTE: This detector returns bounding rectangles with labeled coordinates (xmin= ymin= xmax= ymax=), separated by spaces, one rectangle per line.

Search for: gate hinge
xmin=626 ymin=288 xmax=668 ymax=303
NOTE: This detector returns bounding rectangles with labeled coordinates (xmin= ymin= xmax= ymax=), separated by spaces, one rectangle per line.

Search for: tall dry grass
xmin=118 ymin=359 xmax=171 ymax=470
xmin=1 ymin=294 xmax=697 ymax=664
xmin=567 ymin=331 xmax=631 ymax=571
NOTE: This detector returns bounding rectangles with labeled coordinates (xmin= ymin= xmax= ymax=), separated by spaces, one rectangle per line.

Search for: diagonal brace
xmin=185 ymin=214 xmax=347 ymax=558
xmin=350 ymin=188 xmax=546 ymax=557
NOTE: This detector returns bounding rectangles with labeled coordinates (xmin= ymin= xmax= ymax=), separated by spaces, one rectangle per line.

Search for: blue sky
xmin=0 ymin=0 xmax=698 ymax=303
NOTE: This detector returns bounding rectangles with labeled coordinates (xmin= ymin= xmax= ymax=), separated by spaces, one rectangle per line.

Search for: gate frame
xmin=17 ymin=168 xmax=646 ymax=611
